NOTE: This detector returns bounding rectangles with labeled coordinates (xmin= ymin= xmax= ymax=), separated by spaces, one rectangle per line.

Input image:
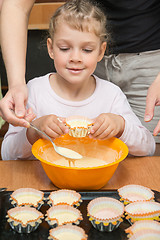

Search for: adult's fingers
xmin=144 ymin=89 xmax=155 ymax=122
xmin=13 ymin=90 xmax=27 ymax=118
xmin=0 ymin=105 xmax=28 ymax=127
xmin=153 ymin=120 xmax=160 ymax=136
xmin=145 ymin=73 xmax=160 ymax=122
xmin=0 ymin=85 xmax=28 ymax=126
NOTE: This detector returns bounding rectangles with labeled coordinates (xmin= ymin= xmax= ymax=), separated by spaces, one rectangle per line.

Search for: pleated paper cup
xmin=7 ymin=206 xmax=44 ymax=233
xmin=125 ymin=220 xmax=160 ymax=237
xmin=48 ymin=189 xmax=82 ymax=207
xmin=46 ymin=204 xmax=83 ymax=228
xmin=10 ymin=188 xmax=44 ymax=209
xmin=87 ymin=197 xmax=124 ymax=232
xmin=118 ymin=184 xmax=154 ymax=205
xmin=125 ymin=201 xmax=160 ymax=224
xmin=48 ymin=225 xmax=87 ymax=240
xmin=128 ymin=231 xmax=160 ymax=240
xmin=65 ymin=116 xmax=93 ymax=138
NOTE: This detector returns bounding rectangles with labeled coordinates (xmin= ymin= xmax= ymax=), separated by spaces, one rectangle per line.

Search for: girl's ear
xmin=97 ymin=42 xmax=106 ymax=62
xmin=47 ymin=38 xmax=54 ymax=60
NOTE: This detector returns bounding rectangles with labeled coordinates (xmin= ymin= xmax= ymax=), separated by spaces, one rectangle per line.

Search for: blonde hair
xmin=49 ymin=0 xmax=108 ymax=43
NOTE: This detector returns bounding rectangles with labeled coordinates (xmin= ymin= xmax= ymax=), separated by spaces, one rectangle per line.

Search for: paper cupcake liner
xmin=65 ymin=116 xmax=93 ymax=138
xmin=10 ymin=188 xmax=45 ymax=210
xmin=10 ymin=200 xmax=44 ymax=210
xmin=125 ymin=220 xmax=160 ymax=236
xmin=48 ymin=189 xmax=82 ymax=208
xmin=118 ymin=185 xmax=154 ymax=205
xmin=46 ymin=205 xmax=83 ymax=228
xmin=6 ymin=206 xmax=44 ymax=233
xmin=128 ymin=231 xmax=160 ymax=240
xmin=48 ymin=225 xmax=87 ymax=240
xmin=87 ymin=197 xmax=124 ymax=232
xmin=125 ymin=201 xmax=160 ymax=224
xmin=68 ymin=128 xmax=92 ymax=138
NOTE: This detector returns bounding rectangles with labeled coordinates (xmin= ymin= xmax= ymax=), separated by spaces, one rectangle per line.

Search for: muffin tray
xmin=0 ymin=190 xmax=160 ymax=239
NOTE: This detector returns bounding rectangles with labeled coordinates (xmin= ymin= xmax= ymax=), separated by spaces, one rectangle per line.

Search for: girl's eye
xmin=59 ymin=47 xmax=70 ymax=51
xmin=83 ymin=49 xmax=93 ymax=53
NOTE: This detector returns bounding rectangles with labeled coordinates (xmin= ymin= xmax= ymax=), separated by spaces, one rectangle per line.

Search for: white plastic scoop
xmin=29 ymin=122 xmax=82 ymax=159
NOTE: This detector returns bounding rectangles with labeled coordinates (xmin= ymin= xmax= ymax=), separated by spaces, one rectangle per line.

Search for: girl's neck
xmin=49 ymin=73 xmax=96 ymax=101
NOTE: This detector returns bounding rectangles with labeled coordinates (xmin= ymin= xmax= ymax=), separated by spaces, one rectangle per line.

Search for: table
xmin=0 ymin=156 xmax=160 ymax=191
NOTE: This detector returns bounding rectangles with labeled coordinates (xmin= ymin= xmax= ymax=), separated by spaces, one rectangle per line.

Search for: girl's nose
xmin=69 ymin=49 xmax=82 ymax=62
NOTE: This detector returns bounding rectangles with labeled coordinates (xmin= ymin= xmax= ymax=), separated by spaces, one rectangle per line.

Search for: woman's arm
xmin=0 ymin=0 xmax=35 ymax=126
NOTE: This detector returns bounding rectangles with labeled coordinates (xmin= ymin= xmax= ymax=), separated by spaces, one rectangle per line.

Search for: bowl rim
xmin=32 ymin=137 xmax=128 ymax=170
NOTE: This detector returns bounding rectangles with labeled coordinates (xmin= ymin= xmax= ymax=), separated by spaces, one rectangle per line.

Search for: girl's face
xmin=47 ymin=21 xmax=106 ymax=85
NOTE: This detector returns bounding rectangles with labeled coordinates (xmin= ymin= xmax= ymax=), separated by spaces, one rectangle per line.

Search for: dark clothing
xmin=97 ymin=0 xmax=160 ymax=54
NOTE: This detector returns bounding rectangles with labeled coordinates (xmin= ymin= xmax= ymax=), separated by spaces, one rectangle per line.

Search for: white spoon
xmin=29 ymin=122 xmax=82 ymax=160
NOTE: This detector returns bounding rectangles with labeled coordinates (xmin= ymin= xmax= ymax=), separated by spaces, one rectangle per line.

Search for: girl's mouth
xmin=67 ymin=68 xmax=84 ymax=74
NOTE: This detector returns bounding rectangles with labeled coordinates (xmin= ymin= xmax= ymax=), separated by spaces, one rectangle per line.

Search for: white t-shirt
xmin=1 ymin=73 xmax=155 ymax=160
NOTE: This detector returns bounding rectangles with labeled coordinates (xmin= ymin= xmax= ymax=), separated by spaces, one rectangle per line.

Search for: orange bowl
xmin=32 ymin=135 xmax=128 ymax=190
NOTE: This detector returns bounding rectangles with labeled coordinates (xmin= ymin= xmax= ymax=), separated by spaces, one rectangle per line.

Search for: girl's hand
xmin=24 ymin=107 xmax=36 ymax=125
xmin=26 ymin=115 xmax=68 ymax=144
xmin=89 ymin=113 xmax=125 ymax=140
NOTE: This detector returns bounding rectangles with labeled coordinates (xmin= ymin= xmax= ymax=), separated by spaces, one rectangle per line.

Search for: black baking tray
xmin=0 ymin=190 xmax=160 ymax=239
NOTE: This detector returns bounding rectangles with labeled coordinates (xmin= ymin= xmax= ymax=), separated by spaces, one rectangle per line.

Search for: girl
xmin=1 ymin=0 xmax=155 ymax=160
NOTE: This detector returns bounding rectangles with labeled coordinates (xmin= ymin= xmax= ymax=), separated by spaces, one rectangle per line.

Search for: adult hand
xmin=0 ymin=0 xmax=35 ymax=127
xmin=144 ymin=72 xmax=160 ymax=136
xmin=0 ymin=84 xmax=30 ymax=127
